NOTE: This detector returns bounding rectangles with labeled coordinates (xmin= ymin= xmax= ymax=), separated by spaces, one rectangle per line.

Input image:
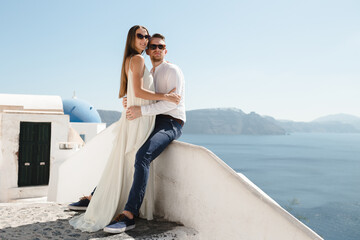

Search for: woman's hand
xmin=164 ymin=88 xmax=181 ymax=105
xmin=122 ymin=97 xmax=127 ymax=109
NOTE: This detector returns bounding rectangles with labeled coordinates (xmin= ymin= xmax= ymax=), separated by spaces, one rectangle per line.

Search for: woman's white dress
xmin=69 ymin=64 xmax=156 ymax=232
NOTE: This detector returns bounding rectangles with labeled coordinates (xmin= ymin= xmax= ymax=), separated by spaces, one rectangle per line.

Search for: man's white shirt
xmin=140 ymin=61 xmax=186 ymax=122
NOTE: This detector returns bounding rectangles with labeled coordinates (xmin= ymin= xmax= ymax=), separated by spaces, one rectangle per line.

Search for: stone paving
xmin=0 ymin=203 xmax=198 ymax=240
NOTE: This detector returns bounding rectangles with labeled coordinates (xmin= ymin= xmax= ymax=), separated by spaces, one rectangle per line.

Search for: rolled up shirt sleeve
xmin=141 ymin=100 xmax=177 ymax=116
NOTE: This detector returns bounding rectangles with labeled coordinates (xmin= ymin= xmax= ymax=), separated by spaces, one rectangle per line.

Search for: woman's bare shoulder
xmin=130 ymin=54 xmax=145 ymax=70
xmin=131 ymin=54 xmax=144 ymax=63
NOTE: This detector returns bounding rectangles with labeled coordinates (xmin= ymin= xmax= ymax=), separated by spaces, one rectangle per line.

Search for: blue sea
xmin=179 ymin=133 xmax=360 ymax=240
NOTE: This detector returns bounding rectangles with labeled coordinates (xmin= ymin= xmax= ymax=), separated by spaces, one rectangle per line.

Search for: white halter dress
xmin=69 ymin=62 xmax=156 ymax=232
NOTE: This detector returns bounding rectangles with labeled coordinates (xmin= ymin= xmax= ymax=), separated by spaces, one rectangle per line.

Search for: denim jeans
xmin=124 ymin=115 xmax=183 ymax=216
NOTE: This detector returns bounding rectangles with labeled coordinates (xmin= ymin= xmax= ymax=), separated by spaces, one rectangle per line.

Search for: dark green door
xmin=18 ymin=122 xmax=51 ymax=187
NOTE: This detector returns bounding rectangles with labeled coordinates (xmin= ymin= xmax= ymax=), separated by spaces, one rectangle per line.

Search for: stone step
xmin=9 ymin=196 xmax=47 ymax=203
xmin=7 ymin=186 xmax=48 ymax=200
xmin=0 ymin=202 xmax=199 ymax=240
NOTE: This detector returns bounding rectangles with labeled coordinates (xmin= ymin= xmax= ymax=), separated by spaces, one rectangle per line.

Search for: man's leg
xmin=125 ymin=117 xmax=182 ymax=216
xmin=104 ymin=116 xmax=182 ymax=233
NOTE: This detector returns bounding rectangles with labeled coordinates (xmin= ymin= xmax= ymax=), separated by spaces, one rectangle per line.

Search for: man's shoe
xmin=68 ymin=197 xmax=90 ymax=210
xmin=103 ymin=214 xmax=135 ymax=233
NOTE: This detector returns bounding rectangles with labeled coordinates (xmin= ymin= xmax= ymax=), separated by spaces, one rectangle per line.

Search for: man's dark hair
xmin=151 ymin=33 xmax=165 ymax=40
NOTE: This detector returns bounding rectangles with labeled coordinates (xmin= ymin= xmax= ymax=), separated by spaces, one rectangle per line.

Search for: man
xmin=69 ymin=33 xmax=186 ymax=233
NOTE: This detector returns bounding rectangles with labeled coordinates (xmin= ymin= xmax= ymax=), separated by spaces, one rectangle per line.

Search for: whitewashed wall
xmin=153 ymin=141 xmax=323 ymax=240
xmin=48 ymin=122 xmax=118 ymax=202
xmin=0 ymin=113 xmax=69 ymax=202
xmin=70 ymin=122 xmax=106 ymax=143
xmin=0 ymin=94 xmax=63 ymax=111
xmin=0 ymin=113 xmax=6 ymax=201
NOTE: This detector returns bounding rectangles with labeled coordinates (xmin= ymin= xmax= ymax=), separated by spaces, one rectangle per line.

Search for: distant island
xmin=98 ymin=108 xmax=360 ymax=135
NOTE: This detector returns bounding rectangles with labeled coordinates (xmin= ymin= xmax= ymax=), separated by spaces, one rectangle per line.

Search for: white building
xmin=0 ymin=93 xmax=105 ymax=202
xmin=0 ymin=94 xmax=69 ymax=202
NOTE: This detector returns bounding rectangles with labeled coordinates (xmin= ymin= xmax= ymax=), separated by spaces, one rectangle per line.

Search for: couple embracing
xmin=68 ymin=25 xmax=186 ymax=233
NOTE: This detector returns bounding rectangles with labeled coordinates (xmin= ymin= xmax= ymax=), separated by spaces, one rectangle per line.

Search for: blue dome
xmin=62 ymin=98 xmax=102 ymax=123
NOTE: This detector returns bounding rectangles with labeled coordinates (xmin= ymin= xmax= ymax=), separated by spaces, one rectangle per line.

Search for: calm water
xmin=179 ymin=133 xmax=360 ymax=240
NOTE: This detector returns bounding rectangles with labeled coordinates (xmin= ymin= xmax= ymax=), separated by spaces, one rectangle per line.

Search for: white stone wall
xmin=0 ymin=113 xmax=69 ymax=202
xmin=153 ymin=141 xmax=323 ymax=240
xmin=70 ymin=122 xmax=106 ymax=143
xmin=0 ymin=94 xmax=63 ymax=111
xmin=48 ymin=123 xmax=118 ymax=202
xmin=0 ymin=113 xmax=6 ymax=201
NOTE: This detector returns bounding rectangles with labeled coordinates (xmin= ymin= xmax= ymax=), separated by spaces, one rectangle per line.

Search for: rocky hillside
xmin=182 ymin=108 xmax=286 ymax=135
xmin=97 ymin=108 xmax=360 ymax=134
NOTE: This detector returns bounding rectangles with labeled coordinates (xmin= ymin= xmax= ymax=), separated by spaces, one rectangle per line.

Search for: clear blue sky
xmin=1 ymin=0 xmax=359 ymax=121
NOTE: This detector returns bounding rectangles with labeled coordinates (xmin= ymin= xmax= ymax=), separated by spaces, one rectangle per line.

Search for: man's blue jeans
xmin=124 ymin=115 xmax=183 ymax=216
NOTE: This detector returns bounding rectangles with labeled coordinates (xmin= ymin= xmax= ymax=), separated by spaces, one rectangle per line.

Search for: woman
xmin=69 ymin=25 xmax=180 ymax=232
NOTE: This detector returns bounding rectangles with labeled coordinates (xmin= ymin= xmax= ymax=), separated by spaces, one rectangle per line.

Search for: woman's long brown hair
xmin=118 ymin=25 xmax=149 ymax=98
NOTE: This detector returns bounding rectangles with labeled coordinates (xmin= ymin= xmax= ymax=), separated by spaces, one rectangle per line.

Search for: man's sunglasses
xmin=136 ymin=33 xmax=151 ymax=40
xmin=149 ymin=44 xmax=166 ymax=50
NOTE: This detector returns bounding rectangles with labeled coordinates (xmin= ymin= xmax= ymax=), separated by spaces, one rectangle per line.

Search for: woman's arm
xmin=131 ymin=55 xmax=180 ymax=104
